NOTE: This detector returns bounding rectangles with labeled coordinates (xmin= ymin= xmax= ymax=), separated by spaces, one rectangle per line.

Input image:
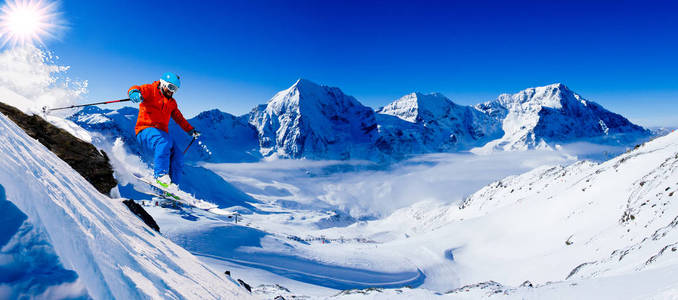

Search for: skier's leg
xmin=153 ymin=131 xmax=172 ymax=178
xmin=137 ymin=128 xmax=172 ymax=178
xmin=169 ymin=140 xmax=184 ymax=184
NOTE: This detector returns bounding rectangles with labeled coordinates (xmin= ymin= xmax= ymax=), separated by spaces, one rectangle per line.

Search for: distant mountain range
xmin=69 ymin=79 xmax=651 ymax=162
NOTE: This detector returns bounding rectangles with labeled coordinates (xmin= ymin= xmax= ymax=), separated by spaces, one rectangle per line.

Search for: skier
xmin=128 ymin=72 xmax=200 ymax=188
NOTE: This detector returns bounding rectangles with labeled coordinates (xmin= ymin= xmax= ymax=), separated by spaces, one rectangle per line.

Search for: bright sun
xmin=0 ymin=0 xmax=63 ymax=47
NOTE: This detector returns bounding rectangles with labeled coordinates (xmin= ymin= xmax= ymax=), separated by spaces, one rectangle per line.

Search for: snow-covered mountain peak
xmin=292 ymin=77 xmax=320 ymax=89
xmin=265 ymin=78 xmax=360 ymax=115
xmin=496 ymin=83 xmax=578 ymax=110
xmin=249 ymin=79 xmax=380 ymax=159
xmin=271 ymin=78 xmax=328 ymax=101
xmin=194 ymin=108 xmax=233 ymax=122
xmin=475 ymin=83 xmax=649 ymax=152
xmin=375 ymin=91 xmax=504 ymax=154
xmin=378 ymin=92 xmax=457 ymax=123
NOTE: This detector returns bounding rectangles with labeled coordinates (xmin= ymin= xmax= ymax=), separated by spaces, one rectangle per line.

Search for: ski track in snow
xmin=192 ymin=252 xmax=425 ymax=290
xmin=145 ymin=205 xmax=425 ymax=292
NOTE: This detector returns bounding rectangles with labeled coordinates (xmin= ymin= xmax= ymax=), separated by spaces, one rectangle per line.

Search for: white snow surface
xmin=327 ymin=131 xmax=678 ymax=298
xmin=0 ymin=112 xmax=252 ymax=299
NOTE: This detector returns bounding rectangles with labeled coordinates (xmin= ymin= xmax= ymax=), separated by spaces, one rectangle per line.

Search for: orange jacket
xmin=128 ymin=81 xmax=194 ymax=135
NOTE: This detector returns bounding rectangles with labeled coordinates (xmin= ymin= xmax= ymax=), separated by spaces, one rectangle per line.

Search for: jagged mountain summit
xmin=248 ymin=78 xmax=381 ymax=160
xmin=375 ymin=92 xmax=503 ymax=156
xmin=474 ymin=83 xmax=650 ymax=152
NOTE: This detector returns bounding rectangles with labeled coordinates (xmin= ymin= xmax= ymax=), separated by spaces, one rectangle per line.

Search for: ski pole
xmin=42 ymin=98 xmax=131 ymax=114
xmin=183 ymin=136 xmax=197 ymax=155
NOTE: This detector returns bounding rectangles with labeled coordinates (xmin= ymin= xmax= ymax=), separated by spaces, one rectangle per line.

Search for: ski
xmin=133 ymin=175 xmax=235 ymax=216
xmin=136 ymin=176 xmax=190 ymax=204
xmin=131 ymin=187 xmax=185 ymax=208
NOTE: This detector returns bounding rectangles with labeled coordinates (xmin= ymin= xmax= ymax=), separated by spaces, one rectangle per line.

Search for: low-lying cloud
xmin=207 ymin=150 xmax=579 ymax=219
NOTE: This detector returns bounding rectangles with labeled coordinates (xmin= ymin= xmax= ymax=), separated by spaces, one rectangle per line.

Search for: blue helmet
xmin=160 ymin=72 xmax=181 ymax=89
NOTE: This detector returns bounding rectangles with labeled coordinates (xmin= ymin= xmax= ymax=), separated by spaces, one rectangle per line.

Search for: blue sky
xmin=35 ymin=0 xmax=678 ymax=126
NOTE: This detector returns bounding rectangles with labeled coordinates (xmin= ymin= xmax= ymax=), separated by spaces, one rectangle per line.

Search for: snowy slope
xmin=376 ymin=92 xmax=502 ymax=155
xmin=0 ymin=112 xmax=252 ymax=299
xmin=340 ymin=131 xmax=678 ymax=298
xmin=474 ymin=83 xmax=650 ymax=152
xmin=0 ymin=184 xmax=86 ymax=299
xmin=248 ymin=79 xmax=381 ymax=160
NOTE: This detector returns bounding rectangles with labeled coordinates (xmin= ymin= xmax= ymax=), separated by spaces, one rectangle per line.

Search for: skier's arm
xmin=128 ymin=84 xmax=148 ymax=103
xmin=171 ymin=106 xmax=195 ymax=133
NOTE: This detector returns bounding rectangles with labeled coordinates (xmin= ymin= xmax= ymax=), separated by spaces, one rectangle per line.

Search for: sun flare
xmin=0 ymin=0 xmax=63 ymax=47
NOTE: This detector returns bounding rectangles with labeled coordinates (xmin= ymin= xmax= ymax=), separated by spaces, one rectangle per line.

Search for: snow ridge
xmin=437 ymin=132 xmax=678 ymax=287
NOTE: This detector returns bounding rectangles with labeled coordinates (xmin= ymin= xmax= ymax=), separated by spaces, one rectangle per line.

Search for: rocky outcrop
xmin=122 ymin=199 xmax=160 ymax=232
xmin=0 ymin=102 xmax=116 ymax=195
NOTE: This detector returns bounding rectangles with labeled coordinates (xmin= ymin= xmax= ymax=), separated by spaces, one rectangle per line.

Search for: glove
xmin=189 ymin=129 xmax=201 ymax=138
xmin=129 ymin=89 xmax=143 ymax=103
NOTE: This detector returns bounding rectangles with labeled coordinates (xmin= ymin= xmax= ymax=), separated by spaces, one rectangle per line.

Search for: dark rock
xmin=446 ymin=281 xmax=504 ymax=294
xmin=122 ymin=200 xmax=160 ymax=232
xmin=237 ymin=279 xmax=252 ymax=292
xmin=566 ymin=262 xmax=595 ymax=279
xmin=0 ymin=102 xmax=117 ymax=195
xmin=224 ymin=270 xmax=230 ymax=276
xmin=336 ymin=287 xmax=384 ymax=295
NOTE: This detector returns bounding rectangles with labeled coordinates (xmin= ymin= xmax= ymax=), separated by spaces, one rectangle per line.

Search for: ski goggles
xmin=166 ymin=83 xmax=179 ymax=93
xmin=160 ymin=80 xmax=179 ymax=93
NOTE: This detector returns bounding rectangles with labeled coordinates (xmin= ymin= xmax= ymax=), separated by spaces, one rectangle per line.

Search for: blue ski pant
xmin=136 ymin=127 xmax=183 ymax=183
